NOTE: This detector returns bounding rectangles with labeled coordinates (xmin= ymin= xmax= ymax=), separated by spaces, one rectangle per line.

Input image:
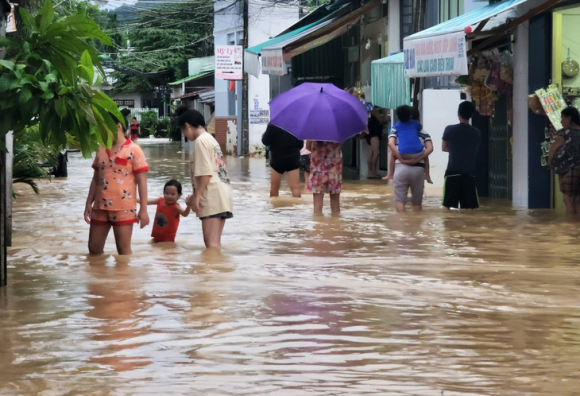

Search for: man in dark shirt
xmin=442 ymin=101 xmax=481 ymax=210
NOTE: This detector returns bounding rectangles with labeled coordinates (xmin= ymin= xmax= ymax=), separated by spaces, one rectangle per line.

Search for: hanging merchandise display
xmin=531 ymin=85 xmax=567 ymax=167
xmin=457 ymin=49 xmax=513 ymax=117
xmin=535 ymin=85 xmax=567 ymax=130
xmin=562 ymin=48 xmax=579 ymax=79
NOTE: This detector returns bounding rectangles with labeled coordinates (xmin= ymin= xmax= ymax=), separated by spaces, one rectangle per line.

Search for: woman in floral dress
xmin=305 ymin=140 xmax=342 ymax=215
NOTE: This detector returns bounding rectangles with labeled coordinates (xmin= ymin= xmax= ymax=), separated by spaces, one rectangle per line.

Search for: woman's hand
xmin=138 ymin=207 xmax=150 ymax=229
xmin=84 ymin=205 xmax=92 ymax=224
xmin=190 ymin=195 xmax=201 ymax=214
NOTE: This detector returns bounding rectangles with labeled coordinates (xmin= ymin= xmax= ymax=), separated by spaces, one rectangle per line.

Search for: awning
xmin=371 ymin=53 xmax=410 ymax=109
xmin=244 ymin=4 xmax=350 ymax=78
xmin=402 ymin=0 xmax=561 ymax=78
xmin=245 ymin=0 xmax=379 ymax=77
xmin=173 ymin=88 xmax=213 ymax=101
xmin=169 ymin=71 xmax=214 ymax=86
xmin=261 ymin=0 xmax=378 ymax=75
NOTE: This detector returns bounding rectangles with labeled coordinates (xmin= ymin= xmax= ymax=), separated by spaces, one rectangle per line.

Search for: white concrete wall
xmin=388 ymin=0 xmax=401 ymax=55
xmin=214 ymin=1 xmax=243 ymax=118
xmin=421 ymin=89 xmax=464 ymax=190
xmin=464 ymin=0 xmax=488 ymax=14
xmin=512 ymin=20 xmax=530 ymax=208
xmin=247 ymin=3 xmax=299 ymax=156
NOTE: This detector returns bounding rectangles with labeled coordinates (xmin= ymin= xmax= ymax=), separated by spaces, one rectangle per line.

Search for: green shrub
xmin=139 ymin=110 xmax=159 ymax=137
xmin=155 ymin=117 xmax=171 ymax=138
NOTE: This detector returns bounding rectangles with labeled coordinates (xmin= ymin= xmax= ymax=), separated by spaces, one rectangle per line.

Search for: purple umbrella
xmin=269 ymin=83 xmax=368 ymax=143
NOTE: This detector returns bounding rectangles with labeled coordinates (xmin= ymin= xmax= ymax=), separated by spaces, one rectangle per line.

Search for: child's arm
xmin=135 ymin=172 xmax=150 ymax=228
xmin=176 ymin=202 xmax=192 ymax=217
xmin=84 ymin=171 xmax=97 ymax=224
xmin=191 ymin=176 xmax=211 ymax=214
xmin=147 ymin=198 xmax=159 ymax=205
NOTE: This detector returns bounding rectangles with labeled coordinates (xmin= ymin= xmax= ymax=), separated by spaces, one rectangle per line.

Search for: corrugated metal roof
xmin=169 ymin=71 xmax=214 ymax=86
xmin=405 ymin=0 xmax=528 ymax=41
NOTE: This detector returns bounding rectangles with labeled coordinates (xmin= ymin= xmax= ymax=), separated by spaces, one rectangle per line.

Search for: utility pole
xmin=241 ymin=0 xmax=249 ymax=155
xmin=1 ymin=0 xmax=8 ymax=287
xmin=411 ymin=0 xmax=425 ymax=108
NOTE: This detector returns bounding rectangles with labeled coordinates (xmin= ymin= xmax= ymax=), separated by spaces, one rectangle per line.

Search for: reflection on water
xmin=2 ymin=140 xmax=580 ymax=395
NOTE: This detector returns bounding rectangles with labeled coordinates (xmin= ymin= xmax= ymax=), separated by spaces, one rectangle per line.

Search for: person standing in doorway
xmin=442 ymin=101 xmax=481 ymax=210
xmin=261 ymin=123 xmax=303 ymax=198
xmin=130 ymin=117 xmax=140 ymax=142
xmin=177 ymin=106 xmax=233 ymax=248
xmin=365 ymin=107 xmax=388 ymax=179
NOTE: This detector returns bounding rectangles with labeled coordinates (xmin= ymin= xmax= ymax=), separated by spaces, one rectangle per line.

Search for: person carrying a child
xmin=177 ymin=106 xmax=233 ymax=248
xmin=383 ymin=106 xmax=432 ymax=184
xmin=84 ymin=108 xmax=150 ymax=255
xmin=148 ymin=179 xmax=192 ymax=242
xmin=386 ymin=105 xmax=434 ymax=213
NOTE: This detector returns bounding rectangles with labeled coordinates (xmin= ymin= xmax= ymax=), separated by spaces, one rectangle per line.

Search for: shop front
xmin=402 ymin=0 xmax=563 ymax=208
xmin=245 ymin=0 xmax=386 ymax=178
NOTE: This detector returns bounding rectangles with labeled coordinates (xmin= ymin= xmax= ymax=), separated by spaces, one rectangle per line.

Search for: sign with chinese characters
xmin=403 ymin=32 xmax=468 ymax=78
xmin=261 ymin=49 xmax=286 ymax=75
xmin=215 ymin=45 xmax=243 ymax=80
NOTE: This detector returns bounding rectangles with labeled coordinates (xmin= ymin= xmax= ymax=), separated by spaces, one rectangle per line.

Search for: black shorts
xmin=199 ymin=211 xmax=234 ymax=221
xmin=443 ymin=174 xmax=479 ymax=209
xmin=270 ymin=159 xmax=300 ymax=174
xmin=299 ymin=154 xmax=311 ymax=173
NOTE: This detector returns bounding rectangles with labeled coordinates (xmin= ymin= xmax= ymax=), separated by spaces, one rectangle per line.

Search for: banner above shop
xmin=403 ymin=32 xmax=468 ymax=78
xmin=261 ymin=49 xmax=287 ymax=76
xmin=215 ymin=45 xmax=243 ymax=80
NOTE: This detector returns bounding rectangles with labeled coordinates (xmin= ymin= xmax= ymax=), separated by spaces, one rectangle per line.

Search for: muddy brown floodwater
xmin=2 ymin=140 xmax=580 ymax=395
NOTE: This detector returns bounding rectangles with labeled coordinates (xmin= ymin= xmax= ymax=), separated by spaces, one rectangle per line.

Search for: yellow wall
xmin=553 ymin=13 xmax=565 ymax=213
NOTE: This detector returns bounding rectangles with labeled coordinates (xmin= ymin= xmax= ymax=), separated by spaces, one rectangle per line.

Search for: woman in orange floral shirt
xmin=84 ymin=109 xmax=150 ymax=255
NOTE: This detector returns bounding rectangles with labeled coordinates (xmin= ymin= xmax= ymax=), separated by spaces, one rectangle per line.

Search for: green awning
xmin=245 ymin=4 xmax=349 ymax=55
xmin=169 ymin=71 xmax=213 ymax=86
xmin=246 ymin=19 xmax=325 ymax=55
xmin=371 ymin=52 xmax=410 ymax=110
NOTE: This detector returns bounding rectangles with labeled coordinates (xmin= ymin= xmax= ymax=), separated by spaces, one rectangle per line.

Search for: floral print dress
xmin=307 ymin=141 xmax=342 ymax=194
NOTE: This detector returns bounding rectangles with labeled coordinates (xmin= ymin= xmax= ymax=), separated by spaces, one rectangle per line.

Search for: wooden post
xmin=1 ymin=140 xmax=6 ymax=287
xmin=5 ymin=131 xmax=12 ymax=247
xmin=1 ymin=0 xmax=9 ymax=286
xmin=241 ymin=0 xmax=249 ymax=156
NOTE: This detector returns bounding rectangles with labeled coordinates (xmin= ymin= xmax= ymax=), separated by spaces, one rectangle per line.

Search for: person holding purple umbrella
xmin=305 ymin=140 xmax=342 ymax=215
xmin=268 ymin=82 xmax=367 ymax=215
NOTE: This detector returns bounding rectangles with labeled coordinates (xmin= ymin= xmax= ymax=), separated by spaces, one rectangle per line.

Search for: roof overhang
xmin=402 ymin=0 xmax=563 ymax=78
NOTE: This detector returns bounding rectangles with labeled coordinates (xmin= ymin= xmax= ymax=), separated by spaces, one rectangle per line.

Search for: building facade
xmin=214 ymin=0 xmax=301 ymax=156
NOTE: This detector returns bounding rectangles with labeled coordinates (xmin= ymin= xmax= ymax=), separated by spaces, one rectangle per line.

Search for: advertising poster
xmin=403 ymin=32 xmax=468 ymax=78
xmin=216 ymin=45 xmax=243 ymax=80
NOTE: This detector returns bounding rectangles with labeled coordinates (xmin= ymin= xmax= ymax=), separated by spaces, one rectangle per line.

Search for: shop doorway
xmin=488 ymin=94 xmax=513 ymax=199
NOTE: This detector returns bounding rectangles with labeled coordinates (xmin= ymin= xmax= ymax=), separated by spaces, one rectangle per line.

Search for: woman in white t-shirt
xmin=177 ymin=106 xmax=233 ymax=248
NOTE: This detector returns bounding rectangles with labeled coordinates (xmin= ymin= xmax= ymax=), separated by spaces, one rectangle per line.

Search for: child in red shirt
xmin=148 ymin=179 xmax=192 ymax=242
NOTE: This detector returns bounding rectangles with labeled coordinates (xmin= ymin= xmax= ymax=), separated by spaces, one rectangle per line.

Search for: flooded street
xmin=2 ymin=140 xmax=580 ymax=395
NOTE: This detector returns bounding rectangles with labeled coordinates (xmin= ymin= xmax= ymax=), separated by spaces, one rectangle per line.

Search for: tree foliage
xmin=111 ymin=2 xmax=213 ymax=94
xmin=0 ymin=0 xmax=123 ymax=156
